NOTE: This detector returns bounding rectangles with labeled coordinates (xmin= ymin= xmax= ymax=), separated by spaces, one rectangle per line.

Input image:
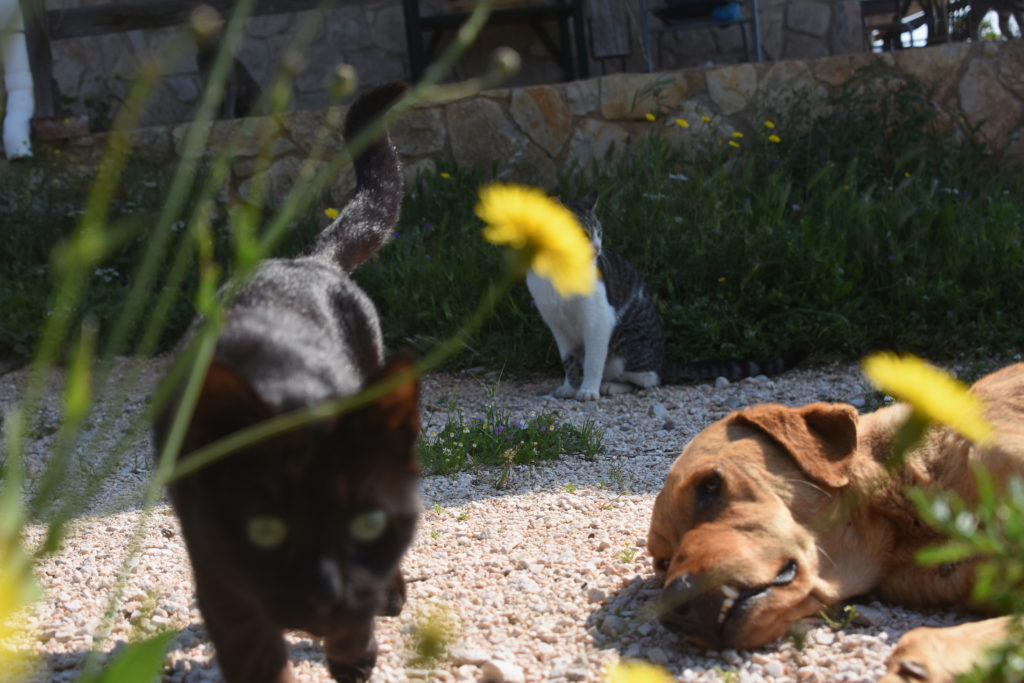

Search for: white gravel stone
xmin=481 ymin=658 xmax=526 ymax=683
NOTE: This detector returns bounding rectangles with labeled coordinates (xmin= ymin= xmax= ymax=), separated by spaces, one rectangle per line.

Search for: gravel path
xmin=0 ymin=357 xmax=978 ymax=682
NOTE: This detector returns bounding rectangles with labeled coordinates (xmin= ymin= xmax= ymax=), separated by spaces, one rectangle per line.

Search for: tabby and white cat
xmin=528 ymin=193 xmax=790 ymax=400
xmin=526 ymin=192 xmax=663 ymax=401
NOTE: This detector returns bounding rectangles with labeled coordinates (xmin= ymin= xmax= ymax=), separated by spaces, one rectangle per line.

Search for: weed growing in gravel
xmin=419 ymin=400 xmax=603 ymax=477
xmin=404 ymin=602 xmax=461 ymax=670
xmin=820 ymin=605 xmax=860 ymax=632
xmin=617 ymin=544 xmax=638 ymax=564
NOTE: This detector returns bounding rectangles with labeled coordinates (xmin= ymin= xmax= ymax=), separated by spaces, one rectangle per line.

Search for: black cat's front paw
xmin=327 ymin=656 xmax=375 ymax=683
xmin=324 ymin=628 xmax=377 ymax=683
xmin=380 ymin=571 xmax=406 ymax=617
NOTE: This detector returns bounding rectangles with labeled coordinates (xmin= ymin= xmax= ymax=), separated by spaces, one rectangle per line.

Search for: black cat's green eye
xmin=350 ymin=509 xmax=388 ymax=542
xmin=246 ymin=515 xmax=289 ymax=549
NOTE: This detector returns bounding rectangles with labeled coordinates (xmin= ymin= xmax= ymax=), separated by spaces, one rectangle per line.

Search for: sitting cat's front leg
xmin=554 ymin=353 xmax=582 ymax=398
xmin=577 ymin=310 xmax=614 ymax=401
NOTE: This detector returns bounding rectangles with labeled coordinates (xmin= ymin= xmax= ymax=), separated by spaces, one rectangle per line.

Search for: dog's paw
xmin=882 ymin=618 xmax=1010 ymax=683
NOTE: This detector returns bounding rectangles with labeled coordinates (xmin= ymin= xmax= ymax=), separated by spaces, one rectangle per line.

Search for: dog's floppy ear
xmin=731 ymin=403 xmax=859 ymax=488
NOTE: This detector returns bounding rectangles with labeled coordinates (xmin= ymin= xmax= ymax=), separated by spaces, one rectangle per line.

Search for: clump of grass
xmin=418 ymin=398 xmax=603 ymax=477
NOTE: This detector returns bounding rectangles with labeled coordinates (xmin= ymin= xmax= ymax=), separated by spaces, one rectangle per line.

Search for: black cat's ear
xmin=361 ymin=356 xmax=419 ymax=434
xmin=197 ymin=363 xmax=270 ymax=420
xmin=183 ymin=363 xmax=272 ymax=450
xmin=354 ymin=356 xmax=419 ymax=472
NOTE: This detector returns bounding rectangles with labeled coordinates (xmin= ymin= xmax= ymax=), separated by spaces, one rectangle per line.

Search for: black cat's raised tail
xmin=313 ymin=81 xmax=406 ymax=272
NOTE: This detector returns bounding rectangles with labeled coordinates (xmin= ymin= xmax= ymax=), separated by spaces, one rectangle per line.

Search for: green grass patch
xmin=418 ymin=396 xmax=604 ymax=479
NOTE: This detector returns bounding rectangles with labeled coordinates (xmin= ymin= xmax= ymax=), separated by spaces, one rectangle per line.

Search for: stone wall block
xmin=814 ymin=53 xmax=873 ymax=86
xmin=759 ymin=9 xmax=786 ymax=61
xmin=370 ymin=4 xmax=407 ymax=54
xmin=283 ymin=109 xmax=345 ymax=156
xmin=706 ymin=64 xmax=758 ymax=115
xmin=567 ymin=118 xmax=630 ymax=172
xmin=599 ymin=73 xmax=687 ymax=120
xmin=326 ymin=9 xmax=374 ymax=51
xmin=247 ymin=13 xmax=296 ymax=38
xmin=786 ymin=2 xmax=832 ymax=37
xmin=564 ymin=78 xmax=600 ymax=116
xmin=759 ymin=60 xmax=824 ymax=117
xmin=446 ymin=96 xmax=521 ymax=169
xmin=832 ymin=1 xmax=864 ymax=55
xmin=393 ymin=107 xmax=447 ymax=157
xmin=783 ymin=32 xmax=831 ymax=60
xmin=509 ymin=86 xmax=570 ymax=156
xmin=999 ymin=41 xmax=1024 ymax=101
xmin=958 ymin=59 xmax=1023 ymax=149
xmin=894 ymin=42 xmax=970 ymax=97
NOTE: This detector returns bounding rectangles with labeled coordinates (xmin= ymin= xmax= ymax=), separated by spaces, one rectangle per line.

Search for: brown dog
xmin=648 ymin=363 xmax=1024 ymax=681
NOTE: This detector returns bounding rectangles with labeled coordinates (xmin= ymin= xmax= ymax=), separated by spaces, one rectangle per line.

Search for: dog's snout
xmin=657 ymin=574 xmax=723 ymax=645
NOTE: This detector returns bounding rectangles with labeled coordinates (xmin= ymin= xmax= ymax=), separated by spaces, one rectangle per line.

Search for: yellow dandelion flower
xmin=441 ymin=172 xmax=452 ymax=179
xmin=324 ymin=207 xmax=340 ymax=219
xmin=904 ymin=171 xmax=911 ymax=178
xmin=728 ymin=140 xmax=740 ymax=148
xmin=768 ymin=134 xmax=781 ymax=144
xmin=764 ymin=120 xmax=776 ymax=129
xmin=844 ymin=185 xmax=850 ymax=191
xmin=861 ymin=352 xmax=993 ymax=445
xmin=645 ymin=112 xmax=656 ymax=122
xmin=701 ymin=115 xmax=711 ymax=122
xmin=476 ymin=183 xmax=596 ymax=297
xmin=717 ymin=276 xmax=726 ymax=283
xmin=606 ymin=660 xmax=674 ymax=683
xmin=675 ymin=118 xmax=690 ymax=128
xmin=731 ymin=131 xmax=744 ymax=139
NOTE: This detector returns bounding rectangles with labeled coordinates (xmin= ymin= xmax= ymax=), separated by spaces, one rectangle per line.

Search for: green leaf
xmin=77 ymin=633 xmax=173 ymax=683
xmin=915 ymin=541 xmax=977 ymax=566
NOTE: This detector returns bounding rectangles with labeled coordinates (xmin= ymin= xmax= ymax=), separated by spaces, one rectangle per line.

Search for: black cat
xmin=154 ymin=82 xmax=417 ymax=683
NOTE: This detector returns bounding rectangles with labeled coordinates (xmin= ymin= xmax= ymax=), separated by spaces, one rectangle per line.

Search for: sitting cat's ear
xmin=579 ymin=190 xmax=599 ymax=212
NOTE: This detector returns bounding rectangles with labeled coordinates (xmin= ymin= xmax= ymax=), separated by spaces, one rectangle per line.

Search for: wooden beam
xmin=44 ymin=0 xmax=327 ymax=40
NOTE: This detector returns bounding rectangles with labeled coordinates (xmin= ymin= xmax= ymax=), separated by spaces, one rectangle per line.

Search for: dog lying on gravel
xmin=647 ymin=363 xmax=1024 ymax=682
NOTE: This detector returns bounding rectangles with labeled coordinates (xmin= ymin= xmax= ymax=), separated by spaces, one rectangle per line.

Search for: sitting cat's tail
xmin=662 ymin=351 xmax=805 ymax=384
xmin=312 ymin=81 xmax=407 ymax=272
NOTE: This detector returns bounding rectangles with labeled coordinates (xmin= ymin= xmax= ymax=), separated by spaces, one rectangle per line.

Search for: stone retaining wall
xmin=15 ymin=41 xmax=1024 ymax=209
xmin=25 ymin=0 xmax=864 ymax=129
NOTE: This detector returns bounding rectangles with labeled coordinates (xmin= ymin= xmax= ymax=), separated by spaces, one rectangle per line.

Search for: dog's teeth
xmin=718 ymin=597 xmax=735 ymax=624
xmin=721 ymin=584 xmax=739 ymax=600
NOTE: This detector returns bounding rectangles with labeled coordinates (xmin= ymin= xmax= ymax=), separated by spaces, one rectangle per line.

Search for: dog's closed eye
xmin=695 ymin=470 xmax=723 ymax=513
